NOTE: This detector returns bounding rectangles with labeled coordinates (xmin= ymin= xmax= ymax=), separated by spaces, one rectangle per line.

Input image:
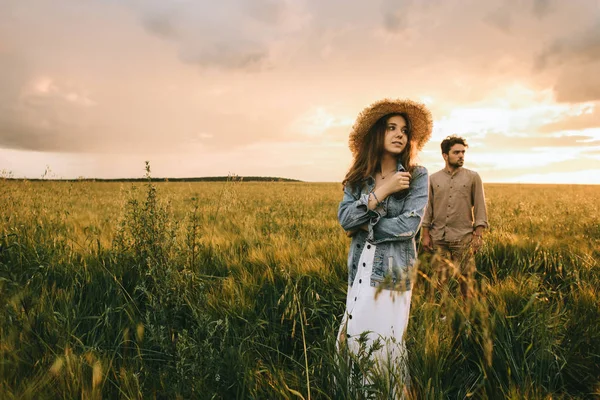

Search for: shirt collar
xmin=444 ymin=167 xmax=462 ymax=176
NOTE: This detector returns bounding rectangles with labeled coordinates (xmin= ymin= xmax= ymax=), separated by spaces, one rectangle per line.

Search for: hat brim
xmin=349 ymin=98 xmax=433 ymax=155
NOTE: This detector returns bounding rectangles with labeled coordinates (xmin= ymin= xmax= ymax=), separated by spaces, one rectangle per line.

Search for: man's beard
xmin=449 ymin=159 xmax=463 ymax=168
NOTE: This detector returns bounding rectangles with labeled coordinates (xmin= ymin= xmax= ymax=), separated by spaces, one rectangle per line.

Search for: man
xmin=421 ymin=135 xmax=488 ymax=298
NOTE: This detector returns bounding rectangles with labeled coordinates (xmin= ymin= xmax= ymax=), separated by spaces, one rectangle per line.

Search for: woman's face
xmin=383 ymin=115 xmax=409 ymax=156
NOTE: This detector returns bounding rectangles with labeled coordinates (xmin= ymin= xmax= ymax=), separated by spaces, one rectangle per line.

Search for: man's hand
xmin=421 ymin=231 xmax=433 ymax=252
xmin=471 ymin=234 xmax=483 ymax=253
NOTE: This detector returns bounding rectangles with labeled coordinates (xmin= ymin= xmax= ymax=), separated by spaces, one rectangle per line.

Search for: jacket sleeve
xmin=338 ymin=184 xmax=379 ymax=231
xmin=368 ymin=166 xmax=429 ymax=244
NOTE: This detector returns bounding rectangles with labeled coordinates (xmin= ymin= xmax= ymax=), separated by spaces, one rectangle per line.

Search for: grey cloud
xmin=0 ymin=76 xmax=105 ymax=152
xmin=0 ymin=78 xmax=286 ymax=153
xmin=532 ymin=0 xmax=552 ymax=19
xmin=484 ymin=6 xmax=512 ymax=33
xmin=244 ymin=0 xmax=287 ymax=24
xmin=484 ymin=0 xmax=555 ymax=33
xmin=0 ymin=116 xmax=101 ymax=153
xmin=142 ymin=7 xmax=180 ymax=40
xmin=380 ymin=0 xmax=451 ymax=34
xmin=0 ymin=53 xmax=30 ymax=103
xmin=383 ymin=13 xmax=406 ymax=32
xmin=177 ymin=40 xmax=269 ymax=70
xmin=132 ymin=0 xmax=291 ymax=70
xmin=0 ymin=52 xmax=276 ymax=153
xmin=534 ymin=19 xmax=600 ymax=101
xmin=535 ymin=20 xmax=600 ymax=70
xmin=382 ymin=0 xmax=413 ymax=32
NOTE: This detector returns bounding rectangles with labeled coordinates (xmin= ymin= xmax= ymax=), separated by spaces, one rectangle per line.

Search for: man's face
xmin=444 ymin=144 xmax=466 ymax=168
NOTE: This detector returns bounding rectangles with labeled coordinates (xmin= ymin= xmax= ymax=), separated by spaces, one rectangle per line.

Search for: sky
xmin=1 ymin=0 xmax=600 ymax=183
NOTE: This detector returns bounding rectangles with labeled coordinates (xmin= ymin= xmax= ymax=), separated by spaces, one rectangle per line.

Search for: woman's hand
xmin=345 ymin=224 xmax=368 ymax=237
xmin=369 ymin=171 xmax=411 ymax=209
xmin=382 ymin=171 xmax=411 ymax=195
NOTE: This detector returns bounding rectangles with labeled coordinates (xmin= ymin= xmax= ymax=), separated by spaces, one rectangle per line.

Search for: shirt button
xmin=362 ymin=262 xmax=366 ymax=267
xmin=354 ymin=297 xmax=357 ymax=301
xmin=367 ymin=245 xmax=371 ymax=249
xmin=359 ymin=279 xmax=362 ymax=283
xmin=349 ymin=314 xmax=353 ymax=319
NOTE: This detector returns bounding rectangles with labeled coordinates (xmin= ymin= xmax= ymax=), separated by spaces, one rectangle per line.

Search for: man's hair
xmin=441 ymin=135 xmax=468 ymax=154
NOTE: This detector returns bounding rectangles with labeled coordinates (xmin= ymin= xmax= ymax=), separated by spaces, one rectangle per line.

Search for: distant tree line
xmin=7 ymin=176 xmax=303 ymax=183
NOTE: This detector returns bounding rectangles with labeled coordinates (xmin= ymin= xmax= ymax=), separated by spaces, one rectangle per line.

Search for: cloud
xmin=521 ymin=157 xmax=600 ymax=175
xmin=534 ymin=18 xmax=600 ymax=102
xmin=484 ymin=0 xmax=555 ymax=33
xmin=484 ymin=5 xmax=512 ymax=33
xmin=474 ymin=155 xmax=600 ymax=182
xmin=538 ymin=103 xmax=600 ymax=132
xmin=553 ymin=63 xmax=600 ymax=103
xmin=141 ymin=6 xmax=180 ymax=40
xmin=481 ymin=133 xmax=600 ymax=151
xmin=0 ymin=56 xmax=292 ymax=153
xmin=532 ymin=0 xmax=553 ymax=19
xmin=381 ymin=0 xmax=415 ymax=33
xmin=131 ymin=0 xmax=299 ymax=70
xmin=0 ymin=52 xmax=100 ymax=152
xmin=536 ymin=20 xmax=600 ymax=69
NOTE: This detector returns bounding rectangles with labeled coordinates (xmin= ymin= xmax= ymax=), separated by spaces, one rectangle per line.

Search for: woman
xmin=337 ymin=98 xmax=432 ymax=388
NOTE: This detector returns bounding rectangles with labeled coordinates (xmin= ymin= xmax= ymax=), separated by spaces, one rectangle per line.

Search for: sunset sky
xmin=1 ymin=0 xmax=599 ymax=183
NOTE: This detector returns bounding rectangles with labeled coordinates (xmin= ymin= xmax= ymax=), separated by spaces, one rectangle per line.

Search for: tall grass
xmin=1 ymin=174 xmax=599 ymax=399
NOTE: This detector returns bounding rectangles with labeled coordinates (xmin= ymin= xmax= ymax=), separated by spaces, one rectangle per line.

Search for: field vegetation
xmin=1 ymin=168 xmax=599 ymax=399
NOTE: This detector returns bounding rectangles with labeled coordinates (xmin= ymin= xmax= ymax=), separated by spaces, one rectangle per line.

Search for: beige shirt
xmin=422 ymin=167 xmax=488 ymax=242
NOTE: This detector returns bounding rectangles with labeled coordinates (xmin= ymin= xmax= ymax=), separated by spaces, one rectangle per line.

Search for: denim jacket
xmin=338 ymin=163 xmax=429 ymax=290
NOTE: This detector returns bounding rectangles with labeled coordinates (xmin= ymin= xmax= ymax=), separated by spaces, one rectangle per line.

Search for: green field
xmin=1 ymin=175 xmax=599 ymax=399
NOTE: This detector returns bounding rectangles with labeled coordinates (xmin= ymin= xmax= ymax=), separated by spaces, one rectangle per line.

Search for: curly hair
xmin=441 ymin=135 xmax=468 ymax=154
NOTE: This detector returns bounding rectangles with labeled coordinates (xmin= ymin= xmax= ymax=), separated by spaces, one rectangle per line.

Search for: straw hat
xmin=349 ymin=98 xmax=433 ymax=155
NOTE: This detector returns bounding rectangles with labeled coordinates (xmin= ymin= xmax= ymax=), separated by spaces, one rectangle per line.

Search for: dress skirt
xmin=338 ymin=243 xmax=413 ymax=387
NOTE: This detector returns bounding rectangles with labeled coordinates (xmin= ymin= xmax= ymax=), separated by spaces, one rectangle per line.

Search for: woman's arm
xmin=337 ymin=184 xmax=379 ymax=232
xmin=367 ymin=166 xmax=429 ymax=244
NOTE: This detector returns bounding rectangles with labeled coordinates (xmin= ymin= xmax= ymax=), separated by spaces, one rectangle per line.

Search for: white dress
xmin=338 ymin=243 xmax=412 ymax=388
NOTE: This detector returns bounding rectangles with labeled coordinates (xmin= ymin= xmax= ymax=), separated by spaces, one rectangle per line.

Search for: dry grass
xmin=1 ymin=176 xmax=599 ymax=399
